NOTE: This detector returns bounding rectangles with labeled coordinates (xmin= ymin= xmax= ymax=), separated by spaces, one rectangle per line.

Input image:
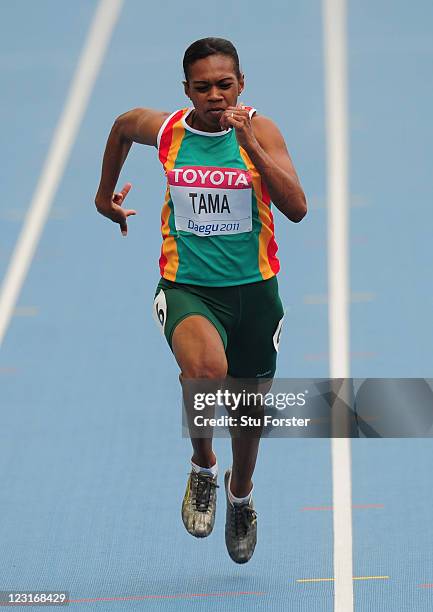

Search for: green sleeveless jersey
xmin=157 ymin=106 xmax=280 ymax=286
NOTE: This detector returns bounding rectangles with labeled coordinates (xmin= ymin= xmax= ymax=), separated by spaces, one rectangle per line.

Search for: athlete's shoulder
xmin=115 ymin=108 xmax=173 ymax=147
xmin=250 ymin=113 xmax=278 ymax=130
xmin=156 ymin=107 xmax=191 ymax=149
xmin=244 ymin=107 xmax=279 ymax=132
xmin=250 ymin=113 xmax=286 ymax=148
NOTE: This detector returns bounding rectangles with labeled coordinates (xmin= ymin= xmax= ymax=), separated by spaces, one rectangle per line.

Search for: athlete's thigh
xmin=153 ymin=279 xmax=228 ymax=377
xmin=226 ymin=277 xmax=284 ymax=379
xmin=172 ymin=315 xmax=227 ymax=378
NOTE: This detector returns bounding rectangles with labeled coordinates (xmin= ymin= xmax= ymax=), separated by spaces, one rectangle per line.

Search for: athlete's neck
xmin=187 ymin=109 xmax=223 ymax=133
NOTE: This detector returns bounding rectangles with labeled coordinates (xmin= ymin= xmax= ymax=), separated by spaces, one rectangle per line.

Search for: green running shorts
xmin=153 ymin=276 xmax=285 ymax=379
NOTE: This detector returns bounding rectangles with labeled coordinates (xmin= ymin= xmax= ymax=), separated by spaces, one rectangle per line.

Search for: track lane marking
xmin=0 ymin=0 xmax=124 ymax=350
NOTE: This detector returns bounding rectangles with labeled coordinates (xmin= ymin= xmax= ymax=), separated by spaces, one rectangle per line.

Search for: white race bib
xmin=168 ymin=166 xmax=252 ymax=237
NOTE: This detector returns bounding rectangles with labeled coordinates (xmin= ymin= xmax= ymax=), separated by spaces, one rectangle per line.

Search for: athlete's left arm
xmin=250 ymin=116 xmax=307 ymax=222
xmin=222 ymin=109 xmax=307 ymax=222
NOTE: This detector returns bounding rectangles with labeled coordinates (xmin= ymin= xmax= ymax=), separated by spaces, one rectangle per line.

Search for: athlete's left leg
xmin=222 ymin=376 xmax=269 ymax=564
xmin=225 ymin=276 xmax=284 ymax=497
xmin=223 ymin=276 xmax=284 ymax=563
xmin=226 ymin=377 xmax=272 ymax=497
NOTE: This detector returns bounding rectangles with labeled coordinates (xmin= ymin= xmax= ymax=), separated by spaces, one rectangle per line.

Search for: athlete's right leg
xmin=172 ymin=315 xmax=227 ymax=537
xmin=153 ymin=279 xmax=231 ymax=538
xmin=153 ymin=279 xmax=229 ymax=464
xmin=172 ymin=315 xmax=228 ymax=468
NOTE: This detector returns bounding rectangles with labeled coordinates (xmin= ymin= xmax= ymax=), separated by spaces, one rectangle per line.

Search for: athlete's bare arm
xmin=251 ymin=116 xmax=307 ymax=222
xmin=220 ymin=108 xmax=307 ymax=222
xmin=95 ymin=108 xmax=169 ymax=235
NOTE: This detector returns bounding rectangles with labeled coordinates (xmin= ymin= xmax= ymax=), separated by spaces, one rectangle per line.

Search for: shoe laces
xmin=231 ymin=503 xmax=257 ymax=537
xmin=190 ymin=472 xmax=219 ymax=512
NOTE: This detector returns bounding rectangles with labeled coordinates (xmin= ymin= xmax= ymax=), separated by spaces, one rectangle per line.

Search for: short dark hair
xmin=183 ymin=37 xmax=241 ymax=82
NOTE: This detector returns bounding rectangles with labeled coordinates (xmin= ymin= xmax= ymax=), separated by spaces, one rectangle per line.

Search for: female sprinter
xmin=95 ymin=37 xmax=307 ymax=564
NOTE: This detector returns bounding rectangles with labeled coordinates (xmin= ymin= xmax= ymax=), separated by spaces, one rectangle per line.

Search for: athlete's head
xmin=183 ymin=37 xmax=245 ymax=131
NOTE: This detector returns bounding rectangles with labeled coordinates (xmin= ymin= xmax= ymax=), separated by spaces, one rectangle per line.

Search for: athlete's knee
xmin=181 ymin=357 xmax=227 ymax=379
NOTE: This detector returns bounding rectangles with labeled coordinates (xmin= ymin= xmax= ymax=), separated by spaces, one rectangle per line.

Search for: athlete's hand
xmin=220 ymin=105 xmax=258 ymax=152
xmin=96 ymin=182 xmax=136 ymax=236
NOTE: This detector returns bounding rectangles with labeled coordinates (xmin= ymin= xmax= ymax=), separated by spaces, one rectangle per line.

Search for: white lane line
xmin=0 ymin=0 xmax=124 ymax=350
xmin=322 ymin=0 xmax=354 ymax=611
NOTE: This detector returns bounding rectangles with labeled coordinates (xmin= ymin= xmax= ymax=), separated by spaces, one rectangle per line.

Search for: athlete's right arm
xmin=94 ymin=108 xmax=169 ymax=235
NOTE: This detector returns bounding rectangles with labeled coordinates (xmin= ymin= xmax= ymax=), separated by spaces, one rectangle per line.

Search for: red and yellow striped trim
xmin=239 ymin=147 xmax=280 ymax=279
xmin=158 ymin=109 xmax=186 ymax=168
xmin=158 ymin=109 xmax=188 ymax=279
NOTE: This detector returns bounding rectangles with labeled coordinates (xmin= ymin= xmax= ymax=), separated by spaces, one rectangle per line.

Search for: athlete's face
xmin=183 ymin=54 xmax=244 ymax=132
